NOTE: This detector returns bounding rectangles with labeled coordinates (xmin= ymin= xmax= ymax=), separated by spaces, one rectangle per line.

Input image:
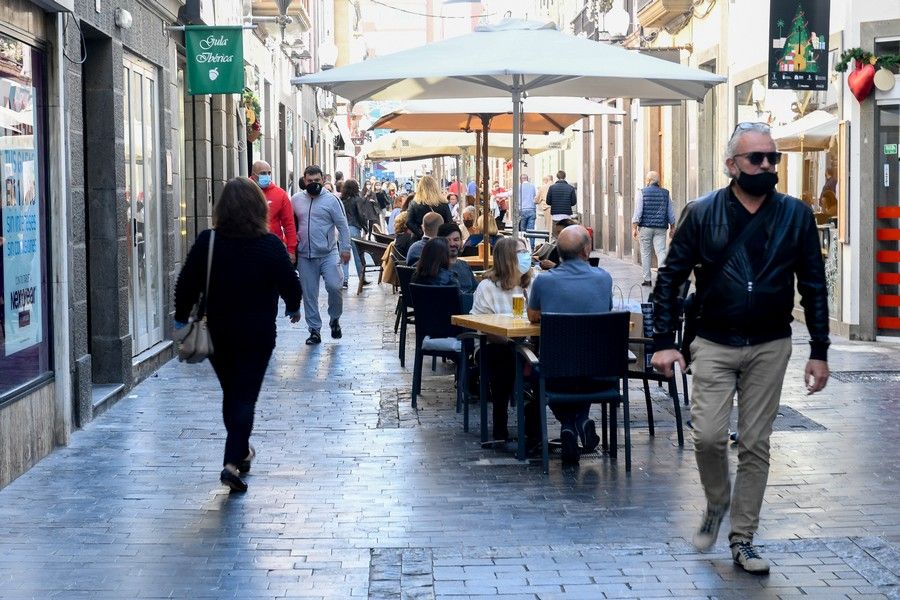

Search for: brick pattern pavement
xmin=0 ymin=256 xmax=898 ymax=599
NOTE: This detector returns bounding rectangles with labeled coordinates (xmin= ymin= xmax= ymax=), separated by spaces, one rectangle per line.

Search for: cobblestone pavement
xmin=1 ymin=256 xmax=899 ymax=600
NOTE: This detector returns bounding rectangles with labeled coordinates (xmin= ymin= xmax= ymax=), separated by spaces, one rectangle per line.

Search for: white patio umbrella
xmin=772 ymin=110 xmax=840 ymax=152
xmin=293 ymin=18 xmax=725 ymax=244
xmin=360 ymin=130 xmax=562 ymax=161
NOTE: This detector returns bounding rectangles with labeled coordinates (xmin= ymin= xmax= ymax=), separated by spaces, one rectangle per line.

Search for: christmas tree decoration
xmin=768 ymin=1 xmax=830 ymax=91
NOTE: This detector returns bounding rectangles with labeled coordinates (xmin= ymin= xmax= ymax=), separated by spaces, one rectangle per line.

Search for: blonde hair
xmin=485 ymin=237 xmax=531 ymax=291
xmin=414 ymin=175 xmax=446 ymax=207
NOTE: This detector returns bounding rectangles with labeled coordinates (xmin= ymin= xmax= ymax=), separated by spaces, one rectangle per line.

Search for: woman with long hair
xmin=174 ymin=177 xmax=302 ymax=492
xmin=411 ymin=237 xmax=458 ymax=287
xmin=339 ymin=179 xmax=375 ymax=288
xmin=406 ymin=175 xmax=453 ymax=240
xmin=471 ymin=236 xmax=536 ymax=443
xmin=392 ymin=211 xmax=414 ymax=257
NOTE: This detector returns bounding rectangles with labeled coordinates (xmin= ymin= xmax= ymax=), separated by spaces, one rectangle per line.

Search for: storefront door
xmin=123 ymin=55 xmax=163 ymax=354
xmin=875 ymin=103 xmax=900 ymax=338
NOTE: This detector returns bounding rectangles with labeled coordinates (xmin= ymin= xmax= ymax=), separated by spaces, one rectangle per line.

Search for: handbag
xmin=680 ymin=197 xmax=775 ymax=364
xmin=177 ymin=230 xmax=215 ymax=363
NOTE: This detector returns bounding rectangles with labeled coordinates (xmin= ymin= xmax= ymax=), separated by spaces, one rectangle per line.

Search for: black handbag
xmin=680 ymin=198 xmax=774 ymax=364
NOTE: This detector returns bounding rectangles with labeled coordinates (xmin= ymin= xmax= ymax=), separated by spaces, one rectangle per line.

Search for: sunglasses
xmin=732 ymin=151 xmax=782 ymax=166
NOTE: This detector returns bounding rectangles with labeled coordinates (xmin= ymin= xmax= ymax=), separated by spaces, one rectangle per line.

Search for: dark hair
xmin=304 ymin=165 xmax=323 ymax=178
xmin=415 ymin=238 xmax=450 ymax=280
xmin=213 ymin=177 xmax=269 ymax=238
xmin=335 ymin=171 xmax=343 ymax=180
xmin=437 ymin=223 xmax=461 ymax=238
xmin=557 ymin=170 xmax=566 ymax=180
xmin=402 ymin=193 xmax=415 ymax=211
xmin=554 ymin=218 xmax=574 ymax=229
xmin=465 ymin=194 xmax=476 ymax=207
xmin=342 ymin=179 xmax=360 ymax=198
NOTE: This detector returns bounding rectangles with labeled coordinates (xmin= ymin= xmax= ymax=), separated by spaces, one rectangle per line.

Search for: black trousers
xmin=209 ymin=342 xmax=273 ymax=467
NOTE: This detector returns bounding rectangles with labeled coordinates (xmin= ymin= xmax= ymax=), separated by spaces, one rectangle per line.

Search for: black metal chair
xmin=628 ymin=336 xmax=685 ymax=447
xmin=350 ymin=238 xmax=389 ymax=295
xmin=517 ymin=311 xmax=632 ymax=473
xmin=408 ymin=284 xmax=471 ymax=411
xmin=372 ymin=231 xmax=395 ymax=245
xmin=395 ymin=265 xmax=416 ymax=367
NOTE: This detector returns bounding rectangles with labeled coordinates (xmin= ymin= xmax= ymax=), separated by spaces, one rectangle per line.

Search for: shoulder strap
xmin=204 ymin=230 xmax=215 ymax=304
xmin=694 ymin=194 xmax=776 ymax=309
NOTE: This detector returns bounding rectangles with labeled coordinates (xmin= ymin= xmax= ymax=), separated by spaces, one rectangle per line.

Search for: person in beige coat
xmin=536 ymin=175 xmax=553 ymax=232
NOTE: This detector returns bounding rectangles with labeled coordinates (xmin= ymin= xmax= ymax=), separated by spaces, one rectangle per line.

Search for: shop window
xmin=0 ymin=35 xmax=51 ymax=401
xmin=874 ymin=39 xmax=900 ymax=75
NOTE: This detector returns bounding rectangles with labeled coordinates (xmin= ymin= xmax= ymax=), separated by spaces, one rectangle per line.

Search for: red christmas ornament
xmin=848 ymin=62 xmax=876 ymax=102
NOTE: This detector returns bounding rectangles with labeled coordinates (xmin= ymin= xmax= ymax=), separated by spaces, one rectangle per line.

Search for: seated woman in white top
xmin=471 ymin=236 xmax=536 ymax=443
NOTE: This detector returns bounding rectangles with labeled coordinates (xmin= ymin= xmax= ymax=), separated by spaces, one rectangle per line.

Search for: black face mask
xmin=306 ymin=182 xmax=323 ymax=196
xmin=735 ymin=170 xmax=778 ymax=197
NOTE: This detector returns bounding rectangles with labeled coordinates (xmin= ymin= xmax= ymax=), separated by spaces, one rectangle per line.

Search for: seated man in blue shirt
xmin=438 ymin=222 xmax=478 ymax=294
xmin=527 ymin=225 xmax=614 ymax=464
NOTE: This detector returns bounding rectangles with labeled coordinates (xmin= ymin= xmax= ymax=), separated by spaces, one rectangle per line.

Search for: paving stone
xmin=0 ymin=257 xmax=898 ymax=599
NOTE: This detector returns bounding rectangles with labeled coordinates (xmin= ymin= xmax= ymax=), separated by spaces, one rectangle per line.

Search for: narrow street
xmin=1 ymin=256 xmax=898 ymax=600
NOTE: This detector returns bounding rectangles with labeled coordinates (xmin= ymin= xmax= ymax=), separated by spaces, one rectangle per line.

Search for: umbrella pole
xmin=511 ymin=75 xmax=522 ymax=237
xmin=474 ymin=131 xmax=482 ymax=210
xmin=480 ymin=114 xmax=491 ymax=271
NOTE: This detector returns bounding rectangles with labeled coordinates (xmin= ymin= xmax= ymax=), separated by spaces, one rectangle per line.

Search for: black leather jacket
xmin=653 ymin=186 xmax=830 ymax=361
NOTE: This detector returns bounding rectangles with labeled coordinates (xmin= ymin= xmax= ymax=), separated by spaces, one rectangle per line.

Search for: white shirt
xmin=471 ymin=276 xmax=533 ymax=315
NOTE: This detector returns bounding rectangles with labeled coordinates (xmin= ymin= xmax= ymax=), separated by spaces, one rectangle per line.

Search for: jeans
xmin=297 ymin=251 xmax=344 ymax=332
xmin=519 ymin=210 xmax=536 ymax=248
xmin=638 ymin=226 xmax=668 ymax=282
xmin=209 ymin=342 xmax=274 ymax=467
xmin=689 ymin=336 xmax=792 ymax=543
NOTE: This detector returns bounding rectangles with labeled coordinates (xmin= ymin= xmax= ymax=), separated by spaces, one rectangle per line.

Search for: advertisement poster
xmin=2 ymin=149 xmax=43 ymax=356
xmin=768 ymin=0 xmax=830 ymax=91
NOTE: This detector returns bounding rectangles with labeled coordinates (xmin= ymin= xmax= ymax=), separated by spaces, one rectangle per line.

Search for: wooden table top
xmin=451 ymin=313 xmax=539 ymax=338
xmin=459 ymin=255 xmax=493 ymax=268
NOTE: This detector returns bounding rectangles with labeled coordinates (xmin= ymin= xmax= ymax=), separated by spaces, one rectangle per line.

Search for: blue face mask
xmin=257 ymin=174 xmax=272 ymax=188
xmin=517 ymin=251 xmax=532 ymax=274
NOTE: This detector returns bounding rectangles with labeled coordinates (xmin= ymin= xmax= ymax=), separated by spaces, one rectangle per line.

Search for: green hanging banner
xmin=185 ymin=26 xmax=245 ymax=95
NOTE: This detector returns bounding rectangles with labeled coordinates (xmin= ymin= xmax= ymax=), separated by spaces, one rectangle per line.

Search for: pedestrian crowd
xmin=174 ymin=122 xmax=829 ymax=576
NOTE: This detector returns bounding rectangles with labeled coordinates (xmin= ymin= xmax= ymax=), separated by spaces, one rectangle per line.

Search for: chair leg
xmin=399 ymin=317 xmax=407 ymax=367
xmin=394 ymin=298 xmax=402 ymax=333
xmin=431 ymin=356 xmax=437 ymax=371
xmin=682 ymin=368 xmax=690 ymax=407
xmin=601 ymin=403 xmax=608 ymax=452
xmin=669 ymin=377 xmax=684 ymax=447
xmin=539 ymin=381 xmax=549 ymax=474
xmin=455 ymin=358 xmax=463 ymax=414
xmin=412 ymin=349 xmax=423 ymax=409
xmin=478 ymin=340 xmax=489 ymax=443
xmin=461 ymin=351 xmax=469 ymax=433
xmin=643 ymin=377 xmax=654 ymax=437
xmin=623 ymin=386 xmax=632 ymax=472
xmin=609 ymin=399 xmax=618 ymax=461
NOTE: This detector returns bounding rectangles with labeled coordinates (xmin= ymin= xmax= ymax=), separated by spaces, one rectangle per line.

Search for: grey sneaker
xmin=731 ymin=540 xmax=770 ymax=574
xmin=692 ymin=503 xmax=729 ymax=551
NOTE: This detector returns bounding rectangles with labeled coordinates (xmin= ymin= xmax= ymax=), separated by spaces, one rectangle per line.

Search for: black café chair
xmin=350 ymin=238 xmax=389 ymax=295
xmin=628 ymin=337 xmax=685 ymax=447
xmin=395 ymin=265 xmax=416 ymax=367
xmin=372 ymin=231 xmax=395 ymax=245
xmin=517 ymin=311 xmax=632 ymax=473
xmin=408 ymin=283 xmax=472 ymax=412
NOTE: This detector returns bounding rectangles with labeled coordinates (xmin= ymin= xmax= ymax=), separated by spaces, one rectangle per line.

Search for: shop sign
xmin=185 ymin=26 xmax=244 ymax=95
xmin=884 ymin=144 xmax=898 ymax=156
xmin=768 ymin=0 xmax=830 ymax=91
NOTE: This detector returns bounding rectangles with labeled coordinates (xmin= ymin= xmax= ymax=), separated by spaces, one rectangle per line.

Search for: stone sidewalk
xmin=1 ymin=255 xmax=899 ymax=599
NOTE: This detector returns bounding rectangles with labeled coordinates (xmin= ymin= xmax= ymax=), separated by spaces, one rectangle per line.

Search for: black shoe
xmin=642 ymin=280 xmax=653 ymax=287
xmin=361 ymin=279 xmax=372 ymax=286
xmin=220 ymin=468 xmax=247 ymax=492
xmin=560 ymin=428 xmax=579 ymax=464
xmin=330 ymin=319 xmax=342 ymax=339
xmin=342 ymin=281 xmax=349 ymax=289
xmin=306 ymin=331 xmax=321 ymax=345
xmin=577 ymin=418 xmax=600 ymax=453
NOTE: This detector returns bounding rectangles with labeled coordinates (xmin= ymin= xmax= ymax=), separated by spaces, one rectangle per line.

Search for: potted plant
xmin=242 ymin=87 xmax=262 ymax=143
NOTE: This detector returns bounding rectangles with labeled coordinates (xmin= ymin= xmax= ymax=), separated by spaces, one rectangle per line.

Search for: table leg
xmin=479 ymin=334 xmax=489 ymax=444
xmin=514 ymin=346 xmax=526 ymax=461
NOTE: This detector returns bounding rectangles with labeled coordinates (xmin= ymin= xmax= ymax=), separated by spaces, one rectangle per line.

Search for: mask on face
xmin=306 ymin=182 xmax=323 ymax=196
xmin=735 ymin=170 xmax=778 ymax=197
xmin=517 ymin=251 xmax=532 ymax=274
xmin=257 ymin=174 xmax=272 ymax=188
xmin=463 ymin=220 xmax=474 ymax=229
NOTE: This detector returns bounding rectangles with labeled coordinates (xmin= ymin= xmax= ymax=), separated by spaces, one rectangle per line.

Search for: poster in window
xmin=768 ymin=0 xmax=830 ymax=91
xmin=2 ymin=151 xmax=43 ymax=356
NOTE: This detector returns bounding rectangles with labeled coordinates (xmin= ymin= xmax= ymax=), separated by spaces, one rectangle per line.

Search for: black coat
xmin=652 ymin=187 xmax=829 ymax=360
xmin=546 ymin=179 xmax=577 ymax=216
xmin=406 ymin=201 xmax=453 ymax=240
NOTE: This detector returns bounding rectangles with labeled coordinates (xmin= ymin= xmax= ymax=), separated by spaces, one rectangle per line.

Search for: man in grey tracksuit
xmin=291 ymin=165 xmax=351 ymax=345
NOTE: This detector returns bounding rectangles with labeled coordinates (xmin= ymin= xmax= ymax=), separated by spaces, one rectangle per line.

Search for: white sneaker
xmin=731 ymin=540 xmax=770 ymax=574
xmin=692 ymin=503 xmax=729 ymax=551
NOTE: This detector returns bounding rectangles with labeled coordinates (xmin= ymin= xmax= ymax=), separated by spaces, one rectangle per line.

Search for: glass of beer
xmin=512 ymin=293 xmax=525 ymax=319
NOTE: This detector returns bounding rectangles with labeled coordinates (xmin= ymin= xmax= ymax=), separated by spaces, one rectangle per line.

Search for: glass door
xmin=123 ymin=55 xmax=163 ymax=354
xmin=875 ymin=104 xmax=900 ymax=338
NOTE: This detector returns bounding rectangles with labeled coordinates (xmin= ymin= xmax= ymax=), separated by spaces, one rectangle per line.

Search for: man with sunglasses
xmin=650 ymin=122 xmax=830 ymax=575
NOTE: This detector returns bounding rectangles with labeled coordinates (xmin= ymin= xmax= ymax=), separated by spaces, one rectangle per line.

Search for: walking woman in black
xmin=175 ymin=177 xmax=302 ymax=492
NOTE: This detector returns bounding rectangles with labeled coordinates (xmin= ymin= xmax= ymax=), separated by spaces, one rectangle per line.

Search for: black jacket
xmin=406 ymin=201 xmax=453 ymax=240
xmin=546 ymin=179 xmax=577 ymax=216
xmin=652 ymin=186 xmax=829 ymax=360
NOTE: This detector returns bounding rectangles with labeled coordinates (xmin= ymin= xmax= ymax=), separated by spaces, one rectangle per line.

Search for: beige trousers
xmin=689 ymin=335 xmax=793 ymax=542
